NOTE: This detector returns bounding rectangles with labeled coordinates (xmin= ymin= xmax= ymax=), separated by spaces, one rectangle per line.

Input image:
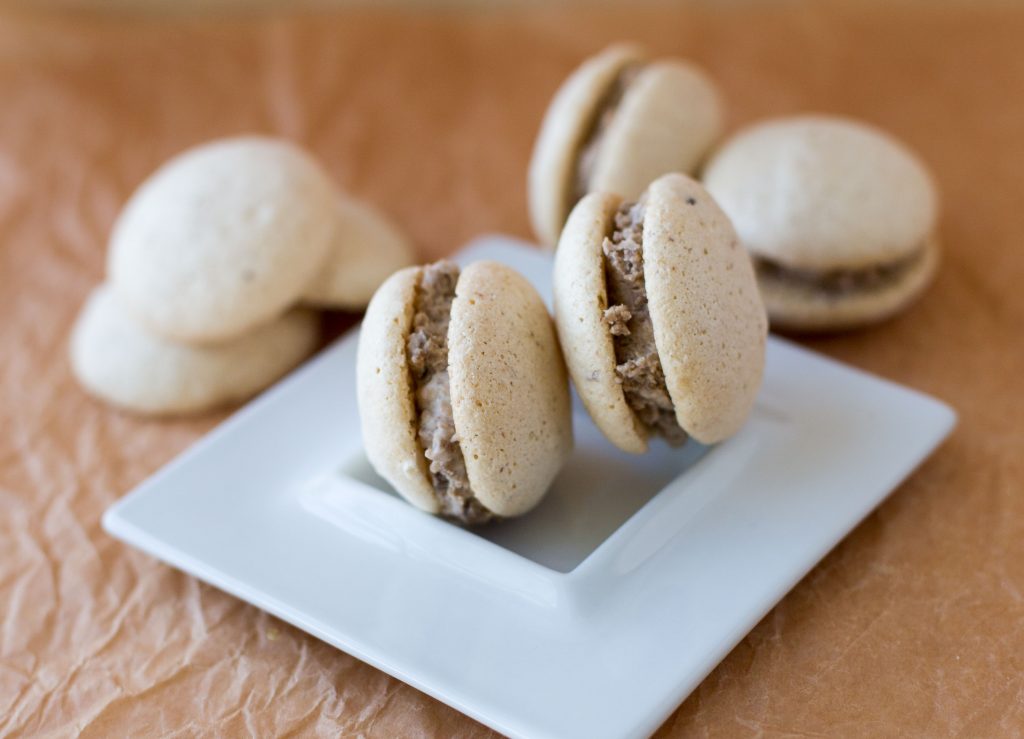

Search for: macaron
xmin=70 ymin=285 xmax=318 ymax=417
xmin=702 ymin=115 xmax=940 ymax=332
xmin=302 ymin=198 xmax=415 ymax=310
xmin=528 ymin=43 xmax=724 ymax=247
xmin=357 ymin=260 xmax=572 ymax=524
xmin=554 ymin=172 xmax=766 ymax=454
xmin=108 ymin=136 xmax=339 ymax=343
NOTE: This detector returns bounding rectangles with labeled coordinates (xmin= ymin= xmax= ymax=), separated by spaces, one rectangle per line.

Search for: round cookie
xmin=357 ymin=260 xmax=572 ymax=524
xmin=528 ymin=43 xmax=723 ymax=247
xmin=108 ymin=136 xmax=339 ymax=343
xmin=70 ymin=285 xmax=318 ymax=416
xmin=702 ymin=115 xmax=940 ymax=331
xmin=554 ymin=173 xmax=766 ymax=452
xmin=302 ymin=198 xmax=415 ymax=310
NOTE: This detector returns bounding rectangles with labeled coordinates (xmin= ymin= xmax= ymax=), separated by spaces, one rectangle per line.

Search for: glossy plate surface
xmin=104 ymin=236 xmax=956 ymax=739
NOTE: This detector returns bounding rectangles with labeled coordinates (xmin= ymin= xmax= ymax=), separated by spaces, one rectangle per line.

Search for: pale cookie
xmin=108 ymin=136 xmax=339 ymax=343
xmin=70 ymin=285 xmax=318 ymax=416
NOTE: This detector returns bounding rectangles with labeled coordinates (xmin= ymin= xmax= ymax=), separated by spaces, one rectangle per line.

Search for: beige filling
xmin=755 ymin=246 xmax=928 ymax=295
xmin=601 ymin=200 xmax=688 ymax=446
xmin=406 ymin=261 xmax=494 ymax=525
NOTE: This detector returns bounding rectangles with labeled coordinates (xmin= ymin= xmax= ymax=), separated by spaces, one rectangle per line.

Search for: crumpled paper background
xmin=1 ymin=2 xmax=1022 ymax=736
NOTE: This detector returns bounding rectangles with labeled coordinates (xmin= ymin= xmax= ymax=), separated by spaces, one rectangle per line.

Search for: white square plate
xmin=103 ymin=236 xmax=956 ymax=739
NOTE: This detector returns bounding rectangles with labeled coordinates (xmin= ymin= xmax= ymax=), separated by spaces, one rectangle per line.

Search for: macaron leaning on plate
xmin=357 ymin=260 xmax=573 ymax=524
xmin=702 ymin=115 xmax=940 ymax=332
xmin=554 ymin=172 xmax=767 ymax=454
xmin=528 ymin=43 xmax=724 ymax=247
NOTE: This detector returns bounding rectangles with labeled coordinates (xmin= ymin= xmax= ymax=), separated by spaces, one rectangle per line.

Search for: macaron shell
xmin=758 ymin=236 xmax=940 ymax=332
xmin=303 ymin=198 xmax=415 ymax=310
xmin=644 ymin=173 xmax=768 ymax=444
xmin=589 ymin=60 xmax=723 ymax=200
xmin=70 ymin=285 xmax=318 ymax=417
xmin=109 ymin=136 xmax=339 ymax=343
xmin=702 ymin=115 xmax=939 ymax=270
xmin=448 ymin=261 xmax=573 ymax=517
xmin=527 ymin=43 xmax=646 ymax=248
xmin=355 ymin=266 xmax=439 ymax=514
xmin=553 ymin=192 xmax=648 ymax=454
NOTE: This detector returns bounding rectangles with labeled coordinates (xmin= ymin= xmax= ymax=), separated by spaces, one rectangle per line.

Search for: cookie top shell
xmin=109 ymin=136 xmax=339 ymax=342
xmin=703 ymin=115 xmax=939 ymax=270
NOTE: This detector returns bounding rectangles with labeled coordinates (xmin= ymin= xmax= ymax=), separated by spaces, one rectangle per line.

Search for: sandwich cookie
xmin=70 ymin=285 xmax=318 ymax=417
xmin=357 ymin=260 xmax=572 ymax=524
xmin=702 ymin=115 xmax=940 ymax=332
xmin=302 ymin=198 xmax=415 ymax=310
xmin=529 ymin=43 xmax=723 ymax=247
xmin=554 ymin=172 xmax=766 ymax=454
xmin=109 ymin=136 xmax=340 ymax=343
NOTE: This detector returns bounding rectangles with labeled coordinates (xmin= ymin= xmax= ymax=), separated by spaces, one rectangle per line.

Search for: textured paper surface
xmin=1 ymin=3 xmax=1023 ymax=736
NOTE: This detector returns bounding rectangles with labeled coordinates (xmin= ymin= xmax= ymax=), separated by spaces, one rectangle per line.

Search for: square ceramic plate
xmin=103 ymin=236 xmax=956 ymax=739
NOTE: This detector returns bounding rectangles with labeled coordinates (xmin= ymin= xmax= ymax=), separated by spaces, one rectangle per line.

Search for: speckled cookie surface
xmin=644 ymin=173 xmax=767 ymax=444
xmin=554 ymin=191 xmax=648 ymax=454
xmin=588 ymin=60 xmax=723 ymax=202
xmin=760 ymin=236 xmax=941 ymax=332
xmin=527 ymin=43 xmax=645 ymax=248
xmin=355 ymin=266 xmax=439 ymax=514
xmin=702 ymin=115 xmax=939 ymax=270
xmin=303 ymin=198 xmax=415 ymax=310
xmin=109 ymin=136 xmax=339 ymax=343
xmin=448 ymin=261 xmax=573 ymax=517
xmin=69 ymin=285 xmax=318 ymax=417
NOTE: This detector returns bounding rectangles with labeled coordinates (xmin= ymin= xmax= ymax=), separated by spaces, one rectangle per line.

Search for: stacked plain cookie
xmin=71 ymin=136 xmax=413 ymax=416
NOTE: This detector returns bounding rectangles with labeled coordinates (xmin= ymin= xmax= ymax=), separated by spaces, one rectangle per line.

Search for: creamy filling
xmin=602 ymin=201 xmax=688 ymax=446
xmin=572 ymin=64 xmax=643 ymax=206
xmin=755 ymin=248 xmax=927 ymax=295
xmin=407 ymin=261 xmax=494 ymax=524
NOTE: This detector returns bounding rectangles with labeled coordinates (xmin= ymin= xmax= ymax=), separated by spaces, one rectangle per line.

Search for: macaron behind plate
xmin=554 ymin=172 xmax=766 ymax=453
xmin=702 ymin=115 xmax=940 ymax=332
xmin=528 ymin=43 xmax=723 ymax=247
xmin=357 ymin=260 xmax=573 ymax=524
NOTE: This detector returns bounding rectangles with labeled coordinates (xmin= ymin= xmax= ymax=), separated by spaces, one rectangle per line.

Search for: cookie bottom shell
xmin=758 ymin=237 xmax=940 ymax=332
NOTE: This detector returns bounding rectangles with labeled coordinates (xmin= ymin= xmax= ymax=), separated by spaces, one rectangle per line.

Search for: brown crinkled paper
xmin=1 ymin=3 xmax=1023 ymax=736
